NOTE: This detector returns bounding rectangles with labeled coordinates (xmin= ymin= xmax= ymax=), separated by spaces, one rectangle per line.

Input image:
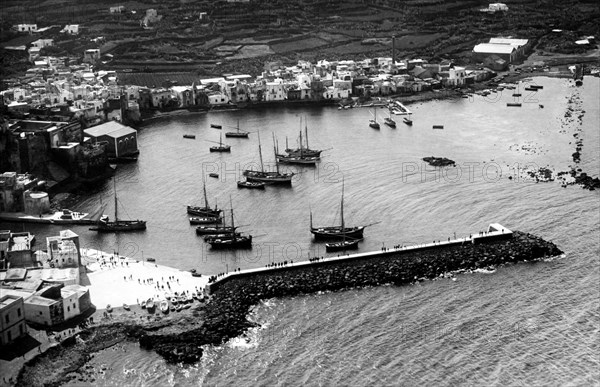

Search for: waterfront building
xmin=83 ymin=121 xmax=138 ymax=159
xmin=24 ymin=285 xmax=64 ymax=327
xmin=46 ymin=230 xmax=82 ymax=271
xmin=0 ymin=295 xmax=27 ymax=346
xmin=15 ymin=24 xmax=37 ymax=33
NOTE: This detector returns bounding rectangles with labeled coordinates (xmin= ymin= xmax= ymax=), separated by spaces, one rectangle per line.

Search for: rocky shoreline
xmin=15 ymin=230 xmax=562 ymax=385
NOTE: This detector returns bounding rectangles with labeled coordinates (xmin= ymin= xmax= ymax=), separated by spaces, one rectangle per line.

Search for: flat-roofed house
xmin=0 ymin=295 xmax=28 ymax=346
xmin=83 ymin=121 xmax=138 ymax=159
xmin=24 ymin=284 xmax=64 ymax=326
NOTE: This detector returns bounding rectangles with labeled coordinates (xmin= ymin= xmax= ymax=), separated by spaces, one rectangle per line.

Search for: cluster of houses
xmin=0 ymin=229 xmax=91 ymax=346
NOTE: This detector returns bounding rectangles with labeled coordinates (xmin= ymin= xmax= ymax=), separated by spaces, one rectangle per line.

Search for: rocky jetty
xmin=137 ymin=231 xmax=561 ymax=363
xmin=423 ymin=156 xmax=456 ymax=167
xmin=16 ymin=231 xmax=563 ymax=379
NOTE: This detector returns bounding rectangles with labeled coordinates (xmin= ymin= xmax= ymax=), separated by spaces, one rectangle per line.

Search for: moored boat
xmin=325 ymin=239 xmax=360 ymax=252
xmin=183 ymin=134 xmax=196 ymax=139
xmin=187 ymin=179 xmax=222 ymax=217
xmin=189 ymin=216 xmax=222 ymax=225
xmin=90 ymin=178 xmax=146 ymax=232
xmin=196 ymin=225 xmax=237 ymax=235
xmin=225 ymin=120 xmax=250 ymax=138
xmin=123 ymin=303 xmax=130 ymax=311
xmin=237 ymin=180 xmax=266 ymax=189
xmin=384 ymin=116 xmax=396 ymax=128
xmin=146 ymin=298 xmax=155 ymax=311
xmin=369 ymin=109 xmax=380 ymax=129
xmin=208 ymin=197 xmax=253 ymax=249
xmin=403 ymin=117 xmax=413 ymax=126
xmin=160 ymin=300 xmax=169 ymax=314
xmin=310 ymin=181 xmax=368 ymax=241
xmin=243 ymin=132 xmax=294 ymax=185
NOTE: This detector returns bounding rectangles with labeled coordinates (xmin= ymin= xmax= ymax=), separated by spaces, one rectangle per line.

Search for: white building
xmin=16 ymin=24 xmax=37 ymax=33
xmin=265 ymin=79 xmax=285 ymax=101
xmin=0 ymin=295 xmax=27 ymax=346
xmin=61 ymin=25 xmax=79 ymax=35
xmin=31 ymin=39 xmax=54 ymax=49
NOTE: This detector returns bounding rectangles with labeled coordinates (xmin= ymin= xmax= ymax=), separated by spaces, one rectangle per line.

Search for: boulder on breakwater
xmin=138 ymin=231 xmax=562 ymax=363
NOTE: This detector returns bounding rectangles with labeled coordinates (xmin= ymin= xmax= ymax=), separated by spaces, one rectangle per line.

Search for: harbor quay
xmin=133 ymin=223 xmax=562 ymax=364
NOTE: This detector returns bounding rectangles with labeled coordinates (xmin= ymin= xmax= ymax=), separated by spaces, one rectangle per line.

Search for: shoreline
xmin=13 ymin=229 xmax=562 ymax=386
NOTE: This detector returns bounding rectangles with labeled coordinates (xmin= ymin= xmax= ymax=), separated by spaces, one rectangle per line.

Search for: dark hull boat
xmin=403 ymin=117 xmax=413 ymax=126
xmin=204 ymin=232 xmax=242 ymax=242
xmin=325 ymin=239 xmax=360 ymax=252
xmin=243 ymin=133 xmax=294 ymax=184
xmin=284 ymin=118 xmax=323 ymax=158
xmin=310 ymin=180 xmax=367 ymax=241
xmin=237 ymin=180 xmax=266 ymax=189
xmin=210 ymin=145 xmax=231 ymax=152
xmin=187 ymin=206 xmax=221 ymax=217
xmin=187 ymin=180 xmax=221 ymax=217
xmin=196 ymin=226 xmax=236 ymax=235
xmin=311 ymin=226 xmax=365 ymax=241
xmin=90 ymin=220 xmax=147 ymax=232
xmin=243 ymin=171 xmax=294 ymax=184
xmin=276 ymin=154 xmax=319 ymax=165
xmin=369 ymin=120 xmax=380 ymax=129
xmin=225 ymin=120 xmax=250 ymax=138
xmin=91 ymin=178 xmax=146 ymax=232
xmin=384 ymin=117 xmax=396 ymax=128
xmin=208 ymin=235 xmax=252 ymax=249
xmin=189 ymin=216 xmax=222 ymax=225
xmin=208 ymin=197 xmax=252 ymax=249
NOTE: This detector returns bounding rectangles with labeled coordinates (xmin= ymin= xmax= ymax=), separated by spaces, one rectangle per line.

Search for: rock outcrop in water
xmin=423 ymin=156 xmax=456 ymax=167
xmin=137 ymin=231 xmax=561 ymax=363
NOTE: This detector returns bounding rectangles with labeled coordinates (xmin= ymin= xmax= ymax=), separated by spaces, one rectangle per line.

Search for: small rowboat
xmin=160 ymin=300 xmax=169 ymax=314
xmin=106 ymin=304 xmax=113 ymax=313
xmin=123 ymin=303 xmax=130 ymax=311
xmin=141 ymin=300 xmax=146 ymax=309
xmin=209 ymin=173 xmax=219 ymax=178
xmin=183 ymin=134 xmax=196 ymax=139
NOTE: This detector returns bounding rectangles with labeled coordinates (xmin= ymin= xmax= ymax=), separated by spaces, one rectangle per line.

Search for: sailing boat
xmin=285 ymin=117 xmax=323 ymax=158
xmin=207 ymin=197 xmax=252 ymax=249
xmin=243 ymin=132 xmax=294 ymax=184
xmin=384 ymin=109 xmax=397 ymax=128
xmin=310 ymin=181 xmax=366 ymax=241
xmin=90 ymin=178 xmax=146 ymax=232
xmin=325 ymin=180 xmax=360 ymax=252
xmin=403 ymin=113 xmax=413 ymax=126
xmin=187 ymin=177 xmax=222 ymax=217
xmin=369 ymin=109 xmax=380 ymax=129
xmin=276 ymin=130 xmax=319 ymax=165
xmin=225 ymin=120 xmax=250 ymax=138
xmin=209 ymin=132 xmax=231 ymax=152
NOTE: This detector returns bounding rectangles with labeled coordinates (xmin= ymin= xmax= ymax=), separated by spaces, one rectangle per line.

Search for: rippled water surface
xmin=7 ymin=77 xmax=599 ymax=386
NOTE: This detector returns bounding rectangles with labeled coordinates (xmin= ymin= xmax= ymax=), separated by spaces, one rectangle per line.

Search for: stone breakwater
xmin=135 ymin=231 xmax=562 ymax=364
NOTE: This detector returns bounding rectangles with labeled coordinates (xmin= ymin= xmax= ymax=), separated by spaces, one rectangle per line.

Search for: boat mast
xmin=113 ymin=177 xmax=118 ymax=222
xmin=305 ymin=117 xmax=309 ymax=150
xmin=272 ymin=135 xmax=280 ymax=174
xmin=341 ymin=179 xmax=346 ymax=254
xmin=229 ymin=196 xmax=236 ymax=243
xmin=258 ymin=132 xmax=264 ymax=172
xmin=202 ymin=176 xmax=209 ymax=209
xmin=299 ymin=129 xmax=303 ymax=157
xmin=237 ymin=119 xmax=240 ymax=134
xmin=219 ymin=132 xmax=223 ymax=147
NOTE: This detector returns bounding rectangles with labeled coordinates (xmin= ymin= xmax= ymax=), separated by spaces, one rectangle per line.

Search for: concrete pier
xmin=207 ymin=223 xmax=514 ymax=293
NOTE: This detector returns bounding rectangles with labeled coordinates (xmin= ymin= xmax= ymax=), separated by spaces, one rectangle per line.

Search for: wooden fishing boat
xmin=189 ymin=216 xmax=222 ymax=225
xmin=310 ymin=181 xmax=368 ymax=241
xmin=237 ymin=180 xmax=266 ymax=189
xmin=123 ymin=303 xmax=130 ymax=311
xmin=325 ymin=239 xmax=360 ymax=252
xmin=243 ymin=132 xmax=294 ymax=185
xmin=140 ymin=300 xmax=146 ymax=309
xmin=183 ymin=134 xmax=196 ymax=139
xmin=90 ymin=178 xmax=146 ymax=232
xmin=284 ymin=118 xmax=324 ymax=158
xmin=209 ymin=173 xmax=219 ymax=178
xmin=210 ymin=134 xmax=231 ymax=152
xmin=225 ymin=120 xmax=250 ymax=138
xmin=187 ymin=179 xmax=222 ymax=217
xmin=369 ymin=109 xmax=380 ymax=129
xmin=204 ymin=232 xmax=242 ymax=242
xmin=208 ymin=197 xmax=253 ymax=249
xmin=403 ymin=116 xmax=413 ymax=126
xmin=196 ymin=225 xmax=237 ymax=235
xmin=146 ymin=298 xmax=155 ymax=311
xmin=160 ymin=300 xmax=169 ymax=314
